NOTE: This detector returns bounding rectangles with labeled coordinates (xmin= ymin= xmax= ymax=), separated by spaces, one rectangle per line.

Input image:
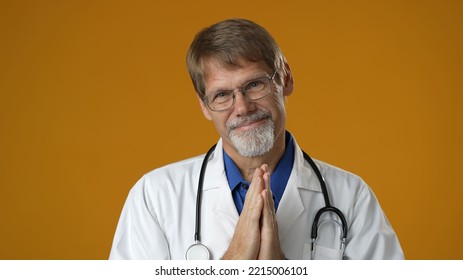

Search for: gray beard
xmin=227 ymin=111 xmax=275 ymax=158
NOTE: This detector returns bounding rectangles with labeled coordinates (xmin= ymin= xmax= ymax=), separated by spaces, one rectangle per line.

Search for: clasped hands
xmin=222 ymin=164 xmax=285 ymax=260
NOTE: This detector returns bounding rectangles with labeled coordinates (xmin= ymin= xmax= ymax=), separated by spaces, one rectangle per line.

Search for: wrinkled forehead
xmin=201 ymin=57 xmax=264 ymax=81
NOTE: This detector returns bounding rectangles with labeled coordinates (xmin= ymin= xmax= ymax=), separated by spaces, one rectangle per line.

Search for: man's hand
xmin=221 ymin=167 xmax=265 ymax=259
xmin=257 ymin=165 xmax=285 ymax=259
xmin=222 ymin=165 xmax=285 ymax=260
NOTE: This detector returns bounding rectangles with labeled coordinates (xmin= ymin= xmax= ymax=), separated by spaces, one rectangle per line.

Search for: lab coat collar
xmin=290 ymin=136 xmax=323 ymax=193
xmin=202 ymin=139 xmax=228 ymax=191
xmin=201 ymin=139 xmax=241 ymax=225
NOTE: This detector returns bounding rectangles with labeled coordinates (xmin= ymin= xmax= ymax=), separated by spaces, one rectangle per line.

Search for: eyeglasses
xmin=203 ymin=70 xmax=276 ymax=112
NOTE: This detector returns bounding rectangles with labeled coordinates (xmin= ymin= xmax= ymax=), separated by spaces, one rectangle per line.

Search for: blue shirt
xmin=223 ymin=132 xmax=295 ymax=215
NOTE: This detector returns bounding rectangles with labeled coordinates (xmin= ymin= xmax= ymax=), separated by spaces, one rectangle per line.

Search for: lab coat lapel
xmin=276 ymin=176 xmax=305 ymax=239
xmin=212 ymin=186 xmax=239 ymax=232
xmin=202 ymin=139 xmax=239 ymax=236
xmin=276 ymin=140 xmax=322 ymax=239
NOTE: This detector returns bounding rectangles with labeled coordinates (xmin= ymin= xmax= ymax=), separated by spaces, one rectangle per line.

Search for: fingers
xmin=222 ymin=167 xmax=265 ymax=259
xmin=259 ymin=164 xmax=274 ymax=220
xmin=258 ymin=165 xmax=285 ymax=260
xmin=223 ymin=164 xmax=284 ymax=260
xmin=247 ymin=167 xmax=266 ymax=200
xmin=263 ymin=170 xmax=275 ymax=222
xmin=242 ymin=167 xmax=265 ymax=221
xmin=261 ymin=165 xmax=276 ymax=230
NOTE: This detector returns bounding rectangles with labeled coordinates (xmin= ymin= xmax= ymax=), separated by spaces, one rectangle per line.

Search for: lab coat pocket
xmin=303 ymin=243 xmax=343 ymax=260
xmin=303 ymin=243 xmax=312 ymax=259
xmin=312 ymin=245 xmax=343 ymax=260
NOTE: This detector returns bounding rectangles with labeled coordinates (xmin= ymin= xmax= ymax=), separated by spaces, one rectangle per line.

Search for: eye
xmin=245 ymin=79 xmax=265 ymax=92
xmin=212 ymin=91 xmax=232 ymax=103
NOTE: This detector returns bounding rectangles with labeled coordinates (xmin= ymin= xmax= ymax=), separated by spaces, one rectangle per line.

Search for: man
xmin=109 ymin=18 xmax=404 ymax=260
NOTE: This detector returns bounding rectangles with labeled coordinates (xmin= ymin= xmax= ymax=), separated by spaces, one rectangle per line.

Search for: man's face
xmin=199 ymin=60 xmax=293 ymax=158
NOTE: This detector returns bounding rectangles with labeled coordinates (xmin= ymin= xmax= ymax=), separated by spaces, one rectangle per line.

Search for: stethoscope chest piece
xmin=185 ymin=242 xmax=210 ymax=260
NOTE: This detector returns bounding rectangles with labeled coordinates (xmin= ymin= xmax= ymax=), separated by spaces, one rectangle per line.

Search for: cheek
xmin=272 ymin=93 xmax=287 ymax=115
xmin=210 ymin=114 xmax=230 ymax=135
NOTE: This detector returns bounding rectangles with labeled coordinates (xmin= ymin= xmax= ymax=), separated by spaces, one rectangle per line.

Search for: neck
xmin=224 ymin=131 xmax=286 ymax=182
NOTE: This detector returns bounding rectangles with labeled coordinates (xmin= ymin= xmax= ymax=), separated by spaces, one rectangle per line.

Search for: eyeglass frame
xmin=202 ymin=70 xmax=277 ymax=112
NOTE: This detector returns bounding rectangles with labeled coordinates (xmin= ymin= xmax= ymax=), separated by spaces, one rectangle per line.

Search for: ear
xmin=282 ymin=62 xmax=294 ymax=97
xmin=198 ymin=96 xmax=212 ymax=120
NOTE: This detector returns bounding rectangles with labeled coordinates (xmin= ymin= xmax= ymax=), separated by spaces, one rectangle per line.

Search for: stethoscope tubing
xmin=302 ymin=151 xmax=348 ymax=241
xmin=194 ymin=144 xmax=217 ymax=243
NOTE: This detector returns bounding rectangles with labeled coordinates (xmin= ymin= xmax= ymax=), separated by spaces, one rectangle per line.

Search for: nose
xmin=233 ymin=90 xmax=256 ymax=116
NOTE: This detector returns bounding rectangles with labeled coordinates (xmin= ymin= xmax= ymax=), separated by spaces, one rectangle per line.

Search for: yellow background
xmin=1 ymin=0 xmax=462 ymax=259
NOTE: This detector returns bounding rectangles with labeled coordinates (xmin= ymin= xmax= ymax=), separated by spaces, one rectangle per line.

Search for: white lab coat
xmin=109 ymin=138 xmax=404 ymax=260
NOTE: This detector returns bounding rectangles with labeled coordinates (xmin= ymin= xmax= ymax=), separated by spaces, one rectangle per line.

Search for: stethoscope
xmin=185 ymin=144 xmax=348 ymax=260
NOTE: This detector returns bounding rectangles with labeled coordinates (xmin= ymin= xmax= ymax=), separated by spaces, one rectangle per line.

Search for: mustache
xmin=226 ymin=111 xmax=272 ymax=133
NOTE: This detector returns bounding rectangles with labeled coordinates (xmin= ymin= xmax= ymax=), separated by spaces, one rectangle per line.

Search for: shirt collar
xmin=270 ymin=132 xmax=294 ymax=208
xmin=223 ymin=149 xmax=246 ymax=191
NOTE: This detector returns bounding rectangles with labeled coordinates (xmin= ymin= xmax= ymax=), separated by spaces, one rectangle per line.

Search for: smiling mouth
xmin=234 ymin=117 xmax=268 ymax=131
xmin=227 ymin=111 xmax=272 ymax=133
